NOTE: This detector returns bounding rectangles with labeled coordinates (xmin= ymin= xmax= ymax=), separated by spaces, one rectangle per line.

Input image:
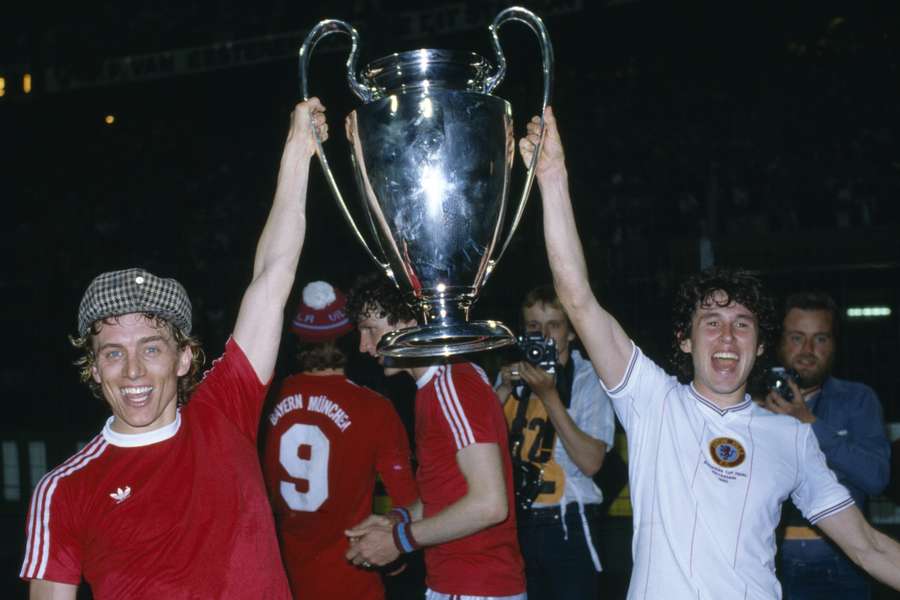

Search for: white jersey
xmin=604 ymin=345 xmax=852 ymax=600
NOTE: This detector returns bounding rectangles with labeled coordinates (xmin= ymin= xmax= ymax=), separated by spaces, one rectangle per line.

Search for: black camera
xmin=516 ymin=332 xmax=558 ymax=374
xmin=765 ymin=366 xmax=799 ymax=402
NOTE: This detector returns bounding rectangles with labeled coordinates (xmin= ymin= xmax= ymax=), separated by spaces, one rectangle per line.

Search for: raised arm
xmin=817 ymin=505 xmax=900 ymax=591
xmin=519 ymin=108 xmax=632 ymax=388
xmin=233 ymin=99 xmax=327 ymax=380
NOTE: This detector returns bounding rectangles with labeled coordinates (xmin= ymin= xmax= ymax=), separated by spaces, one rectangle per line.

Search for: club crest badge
xmin=709 ymin=437 xmax=746 ymax=468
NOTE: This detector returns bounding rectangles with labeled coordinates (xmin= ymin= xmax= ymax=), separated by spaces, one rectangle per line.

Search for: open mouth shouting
xmin=711 ymin=351 xmax=740 ymax=372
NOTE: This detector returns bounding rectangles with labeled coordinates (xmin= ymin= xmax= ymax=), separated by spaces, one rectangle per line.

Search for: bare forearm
xmin=409 ymin=490 xmax=506 ymax=547
xmin=409 ymin=444 xmax=508 ymax=547
xmin=542 ymin=390 xmax=606 ymax=476
xmin=252 ymin=154 xmax=310 ymax=290
xmin=856 ymin=528 xmax=900 ymax=590
xmin=538 ymin=169 xmax=593 ymax=314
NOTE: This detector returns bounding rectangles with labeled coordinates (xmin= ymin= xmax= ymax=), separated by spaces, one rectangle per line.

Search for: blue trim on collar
xmin=688 ymin=383 xmax=752 ymax=416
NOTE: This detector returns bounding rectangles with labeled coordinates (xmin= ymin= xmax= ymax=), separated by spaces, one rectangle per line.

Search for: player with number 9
xmin=261 ymin=281 xmax=418 ymax=600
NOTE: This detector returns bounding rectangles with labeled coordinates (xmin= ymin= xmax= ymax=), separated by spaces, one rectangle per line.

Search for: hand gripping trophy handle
xmin=483 ymin=6 xmax=554 ymax=281
xmin=298 ymin=20 xmax=392 ymax=276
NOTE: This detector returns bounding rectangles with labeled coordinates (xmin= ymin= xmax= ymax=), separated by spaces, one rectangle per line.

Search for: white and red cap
xmin=290 ymin=281 xmax=353 ymax=342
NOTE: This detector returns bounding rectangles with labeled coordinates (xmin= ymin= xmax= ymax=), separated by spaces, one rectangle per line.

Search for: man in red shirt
xmin=262 ymin=280 xmax=418 ymax=600
xmin=20 ymin=99 xmax=328 ymax=599
xmin=344 ymin=276 xmax=526 ymax=600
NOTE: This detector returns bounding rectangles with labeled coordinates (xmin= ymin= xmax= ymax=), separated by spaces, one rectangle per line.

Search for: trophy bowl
xmin=300 ymin=7 xmax=553 ymax=358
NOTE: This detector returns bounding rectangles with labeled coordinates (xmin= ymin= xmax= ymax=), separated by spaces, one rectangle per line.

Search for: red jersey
xmin=261 ymin=373 xmax=417 ymax=600
xmin=20 ymin=338 xmax=291 ymax=599
xmin=414 ymin=362 xmax=525 ymax=596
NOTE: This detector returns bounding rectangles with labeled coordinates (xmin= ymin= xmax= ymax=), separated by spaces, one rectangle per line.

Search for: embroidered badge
xmin=110 ymin=486 xmax=132 ymax=504
xmin=709 ymin=437 xmax=746 ymax=468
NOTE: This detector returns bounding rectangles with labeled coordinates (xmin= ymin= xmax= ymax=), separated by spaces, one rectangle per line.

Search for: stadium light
xmin=846 ymin=306 xmax=892 ymax=319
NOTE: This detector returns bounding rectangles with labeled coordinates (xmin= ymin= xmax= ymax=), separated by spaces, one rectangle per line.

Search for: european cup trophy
xmin=299 ymin=6 xmax=553 ymax=358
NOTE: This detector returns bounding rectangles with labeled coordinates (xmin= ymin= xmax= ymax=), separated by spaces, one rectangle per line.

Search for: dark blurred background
xmin=2 ymin=0 xmax=899 ymax=597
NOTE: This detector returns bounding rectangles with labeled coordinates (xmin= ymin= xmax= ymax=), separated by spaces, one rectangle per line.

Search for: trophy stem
xmin=377 ymin=298 xmax=515 ymax=358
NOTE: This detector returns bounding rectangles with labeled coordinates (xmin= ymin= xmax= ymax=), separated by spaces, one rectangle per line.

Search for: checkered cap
xmin=77 ymin=268 xmax=192 ymax=336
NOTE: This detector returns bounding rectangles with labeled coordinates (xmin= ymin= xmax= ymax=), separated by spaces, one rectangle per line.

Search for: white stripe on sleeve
xmin=21 ymin=436 xmax=108 ymax=580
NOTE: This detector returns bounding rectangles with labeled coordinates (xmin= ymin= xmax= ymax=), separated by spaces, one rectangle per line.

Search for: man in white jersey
xmin=518 ymin=106 xmax=900 ymax=599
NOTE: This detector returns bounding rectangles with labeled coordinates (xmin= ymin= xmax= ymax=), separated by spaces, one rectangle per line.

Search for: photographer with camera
xmin=495 ymin=285 xmax=615 ymax=600
xmin=759 ymin=292 xmax=890 ymax=599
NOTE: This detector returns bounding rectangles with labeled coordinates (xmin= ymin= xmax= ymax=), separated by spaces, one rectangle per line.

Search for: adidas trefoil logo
xmin=110 ymin=486 xmax=132 ymax=504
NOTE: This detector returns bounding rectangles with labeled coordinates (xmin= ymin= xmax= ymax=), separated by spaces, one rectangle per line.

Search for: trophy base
xmin=377 ymin=320 xmax=516 ymax=358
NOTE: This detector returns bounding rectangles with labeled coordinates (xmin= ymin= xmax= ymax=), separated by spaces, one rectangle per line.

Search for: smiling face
xmin=90 ymin=313 xmax=192 ymax=434
xmin=778 ymin=308 xmax=835 ymax=391
xmin=679 ymin=291 xmax=764 ymax=406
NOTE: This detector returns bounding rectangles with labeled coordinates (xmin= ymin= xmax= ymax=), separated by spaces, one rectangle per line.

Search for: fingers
xmin=345 ymin=542 xmax=363 ymax=562
xmin=763 ymin=390 xmax=790 ymax=413
xmin=345 ymin=515 xmax=390 ymax=539
xmin=305 ymin=96 xmax=324 ymax=111
xmin=518 ymin=361 xmax=551 ymax=388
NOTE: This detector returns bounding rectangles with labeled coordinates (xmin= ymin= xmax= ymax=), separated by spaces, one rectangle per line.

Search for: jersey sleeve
xmin=20 ymin=475 xmax=82 ymax=585
xmin=598 ymin=343 xmax=676 ymax=432
xmin=438 ymin=364 xmax=505 ymax=450
xmin=191 ymin=336 xmax=269 ymax=442
xmin=374 ymin=398 xmax=418 ymax=507
xmin=790 ymin=425 xmax=855 ymax=524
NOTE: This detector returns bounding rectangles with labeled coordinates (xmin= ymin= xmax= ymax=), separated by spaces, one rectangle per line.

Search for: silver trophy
xmin=300 ymin=6 xmax=553 ymax=358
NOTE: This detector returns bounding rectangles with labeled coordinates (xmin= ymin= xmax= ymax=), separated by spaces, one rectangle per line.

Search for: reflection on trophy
xmin=300 ymin=6 xmax=553 ymax=358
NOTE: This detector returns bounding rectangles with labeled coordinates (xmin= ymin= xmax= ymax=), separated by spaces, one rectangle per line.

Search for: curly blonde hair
xmin=70 ymin=314 xmax=206 ymax=407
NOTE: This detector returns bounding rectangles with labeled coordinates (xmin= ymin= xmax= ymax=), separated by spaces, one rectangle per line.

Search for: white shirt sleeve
xmin=599 ymin=343 xmax=677 ymax=433
xmin=790 ymin=425 xmax=854 ymax=524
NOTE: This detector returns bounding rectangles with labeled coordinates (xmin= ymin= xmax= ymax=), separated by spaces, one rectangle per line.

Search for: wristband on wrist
xmin=392 ymin=521 xmax=421 ymax=554
xmin=389 ymin=507 xmax=411 ymax=524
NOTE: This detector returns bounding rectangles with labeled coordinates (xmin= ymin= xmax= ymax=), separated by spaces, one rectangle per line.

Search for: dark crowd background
xmin=2 ymin=0 xmax=899 ymax=598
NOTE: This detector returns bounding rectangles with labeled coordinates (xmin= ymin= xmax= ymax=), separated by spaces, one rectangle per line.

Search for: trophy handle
xmin=483 ymin=6 xmax=554 ymax=279
xmin=298 ymin=20 xmax=391 ymax=272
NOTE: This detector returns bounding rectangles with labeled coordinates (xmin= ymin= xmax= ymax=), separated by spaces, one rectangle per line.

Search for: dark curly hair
xmin=70 ymin=314 xmax=206 ymax=407
xmin=346 ymin=273 xmax=416 ymax=325
xmin=670 ymin=268 xmax=777 ymax=384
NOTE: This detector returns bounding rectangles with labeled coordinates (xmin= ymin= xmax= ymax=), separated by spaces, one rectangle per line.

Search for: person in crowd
xmin=261 ymin=280 xmax=418 ymax=600
xmin=494 ymin=284 xmax=615 ymax=600
xmin=759 ymin=291 xmax=890 ymax=599
xmin=342 ymin=275 xmax=526 ymax=600
xmin=519 ymin=105 xmax=900 ymax=598
xmin=19 ymin=99 xmax=327 ymax=599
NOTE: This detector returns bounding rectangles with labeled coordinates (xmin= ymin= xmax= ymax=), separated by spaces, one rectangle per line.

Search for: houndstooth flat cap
xmin=77 ymin=268 xmax=192 ymax=336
